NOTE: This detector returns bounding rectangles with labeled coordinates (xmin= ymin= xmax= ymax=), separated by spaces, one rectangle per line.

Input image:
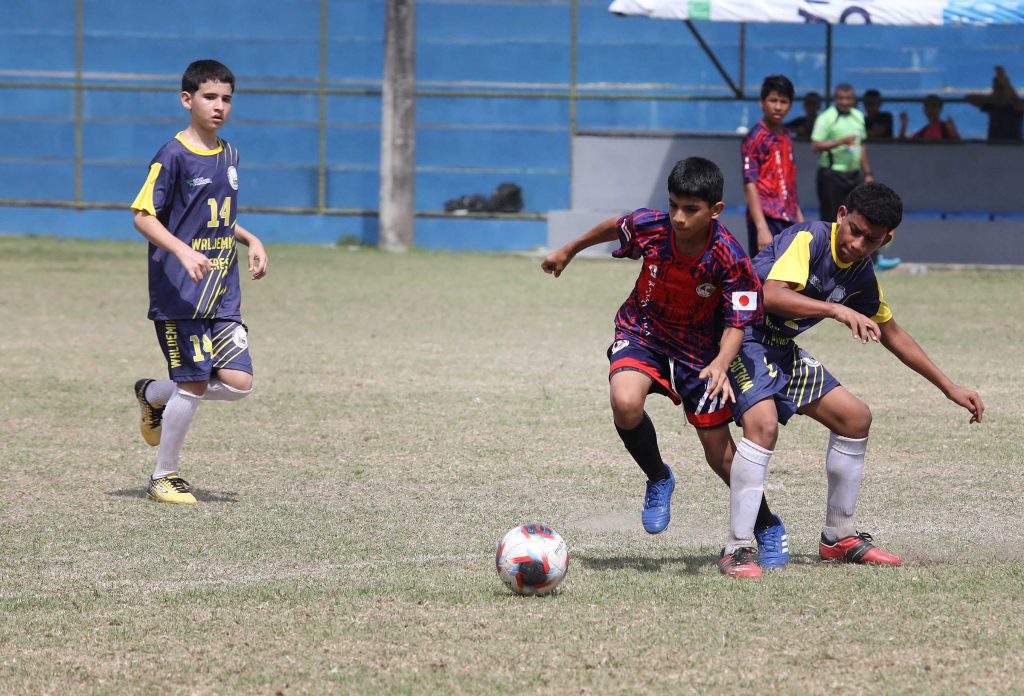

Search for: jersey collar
xmin=176 ymin=132 xmax=223 ymax=156
xmin=830 ymin=222 xmax=853 ymax=268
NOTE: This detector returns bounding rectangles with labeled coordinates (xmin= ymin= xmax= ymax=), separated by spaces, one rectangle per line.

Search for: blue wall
xmin=1 ymin=0 xmax=1022 ymax=249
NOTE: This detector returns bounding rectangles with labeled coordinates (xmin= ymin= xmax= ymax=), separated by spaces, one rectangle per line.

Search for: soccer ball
xmin=495 ymin=523 xmax=569 ymax=596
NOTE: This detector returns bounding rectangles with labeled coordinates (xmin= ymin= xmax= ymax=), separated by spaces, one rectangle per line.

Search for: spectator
xmin=812 ymin=83 xmax=900 ymax=271
xmin=966 ymin=66 xmax=1024 ymax=141
xmin=785 ymin=91 xmax=822 ymax=140
xmin=899 ymin=95 xmax=960 ymax=140
xmin=863 ymin=89 xmax=894 ymax=139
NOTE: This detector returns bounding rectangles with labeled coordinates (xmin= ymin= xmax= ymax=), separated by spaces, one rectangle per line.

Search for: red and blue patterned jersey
xmin=131 ymin=133 xmax=242 ymax=321
xmin=741 ymin=121 xmax=800 ymax=222
xmin=612 ymin=209 xmax=763 ymax=370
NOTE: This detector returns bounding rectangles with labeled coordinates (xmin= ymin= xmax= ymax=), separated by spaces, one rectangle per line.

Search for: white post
xmin=379 ymin=0 xmax=416 ymax=251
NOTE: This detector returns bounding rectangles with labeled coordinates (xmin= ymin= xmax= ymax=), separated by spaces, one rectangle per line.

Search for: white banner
xmin=608 ymin=1 xmax=1024 ymax=26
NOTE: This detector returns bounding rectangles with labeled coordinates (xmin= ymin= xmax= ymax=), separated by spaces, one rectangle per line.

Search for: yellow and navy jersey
xmin=131 ymin=133 xmax=242 ymax=321
xmin=752 ymin=220 xmax=891 ymax=339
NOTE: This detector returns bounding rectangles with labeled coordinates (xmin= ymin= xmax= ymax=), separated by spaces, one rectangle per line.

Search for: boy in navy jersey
xmin=542 ymin=158 xmax=790 ymax=569
xmin=130 ymin=60 xmax=268 ymax=504
xmin=720 ymin=183 xmax=984 ymax=578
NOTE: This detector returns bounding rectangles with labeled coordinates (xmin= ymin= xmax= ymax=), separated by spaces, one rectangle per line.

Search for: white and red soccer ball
xmin=495 ymin=524 xmax=569 ymax=596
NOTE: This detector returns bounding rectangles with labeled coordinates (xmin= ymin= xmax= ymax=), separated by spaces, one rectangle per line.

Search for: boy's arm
xmin=795 ymin=204 xmax=805 ymax=223
xmin=698 ymin=326 xmax=744 ymax=403
xmin=133 ymin=210 xmax=211 ymax=283
xmin=233 ymin=223 xmax=269 ymax=280
xmin=860 ymin=142 xmax=874 ymax=182
xmin=743 ymin=183 xmax=773 ymax=252
xmin=763 ymin=279 xmax=881 ymax=343
xmin=878 ymin=317 xmax=984 ymax=423
xmin=541 ymin=215 xmax=620 ymax=278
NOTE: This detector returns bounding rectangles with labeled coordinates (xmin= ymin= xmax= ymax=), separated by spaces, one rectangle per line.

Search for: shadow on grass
xmin=575 ymin=552 xmax=719 ymax=575
xmin=106 ymin=488 xmax=240 ymax=503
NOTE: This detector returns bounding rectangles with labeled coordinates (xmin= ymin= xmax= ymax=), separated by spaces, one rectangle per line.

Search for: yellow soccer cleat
xmin=134 ymin=378 xmax=165 ymax=446
xmin=147 ymin=475 xmax=197 ymax=505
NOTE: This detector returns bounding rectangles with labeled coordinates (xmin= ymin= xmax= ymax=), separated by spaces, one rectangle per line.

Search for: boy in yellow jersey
xmin=130 ymin=60 xmax=268 ymax=504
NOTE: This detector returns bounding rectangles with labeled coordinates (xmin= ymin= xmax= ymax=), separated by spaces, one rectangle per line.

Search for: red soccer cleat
xmin=718 ymin=547 xmax=763 ymax=579
xmin=819 ymin=532 xmax=902 ymax=566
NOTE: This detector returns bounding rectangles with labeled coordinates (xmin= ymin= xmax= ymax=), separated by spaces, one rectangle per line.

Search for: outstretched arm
xmin=878 ymin=317 xmax=984 ymax=423
xmin=541 ymin=215 xmax=620 ymax=277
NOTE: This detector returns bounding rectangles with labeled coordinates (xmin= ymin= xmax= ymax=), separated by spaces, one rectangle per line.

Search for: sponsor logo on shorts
xmin=163 ymin=321 xmax=181 ymax=368
xmin=801 ymin=355 xmax=821 ymax=368
xmin=227 ymin=165 xmax=239 ymax=191
xmin=232 ymin=325 xmax=248 ymax=350
xmin=696 ymin=282 xmax=716 ymax=298
xmin=611 ymin=339 xmax=629 ymax=354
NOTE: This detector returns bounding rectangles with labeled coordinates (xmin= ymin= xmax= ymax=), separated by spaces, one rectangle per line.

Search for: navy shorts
xmin=607 ymin=336 xmax=732 ymax=428
xmin=746 ymin=216 xmax=792 ymax=256
xmin=154 ymin=318 xmax=253 ymax=383
xmin=728 ymin=330 xmax=840 ymax=426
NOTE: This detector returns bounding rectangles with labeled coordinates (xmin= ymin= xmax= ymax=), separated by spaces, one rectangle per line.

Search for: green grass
xmin=1 ymin=236 xmax=1022 ymax=694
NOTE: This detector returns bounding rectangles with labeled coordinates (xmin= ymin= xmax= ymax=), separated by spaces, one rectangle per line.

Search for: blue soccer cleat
xmin=754 ymin=513 xmax=790 ymax=569
xmin=876 ymin=254 xmax=902 ymax=272
xmin=641 ymin=466 xmax=675 ymax=534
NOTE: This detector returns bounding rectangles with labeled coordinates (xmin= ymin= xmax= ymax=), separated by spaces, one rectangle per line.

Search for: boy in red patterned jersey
xmin=742 ymin=74 xmax=804 ymax=255
xmin=542 ymin=158 xmax=789 ymax=568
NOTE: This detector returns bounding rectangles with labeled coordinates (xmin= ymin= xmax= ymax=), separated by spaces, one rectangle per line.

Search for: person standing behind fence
xmin=898 ymin=95 xmax=960 ymax=141
xmin=966 ymin=66 xmax=1024 ymax=142
xmin=742 ymin=75 xmax=804 ymax=254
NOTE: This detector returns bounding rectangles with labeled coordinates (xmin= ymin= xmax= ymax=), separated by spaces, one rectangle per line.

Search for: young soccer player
xmin=130 ymin=60 xmax=268 ymax=504
xmin=742 ymin=74 xmax=804 ymax=255
xmin=719 ymin=182 xmax=984 ymax=578
xmin=542 ymin=158 xmax=790 ymax=568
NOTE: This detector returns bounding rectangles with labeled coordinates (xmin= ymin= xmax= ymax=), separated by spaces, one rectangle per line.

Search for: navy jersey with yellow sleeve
xmin=130 ymin=133 xmax=242 ymax=321
xmin=752 ymin=221 xmax=891 ymax=339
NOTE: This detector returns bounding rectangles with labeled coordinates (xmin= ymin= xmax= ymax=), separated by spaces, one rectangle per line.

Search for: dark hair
xmin=182 ymin=60 xmax=235 ymax=94
xmin=760 ymin=74 xmax=794 ymax=101
xmin=923 ymin=93 xmax=943 ymax=106
xmin=667 ymin=157 xmax=724 ymax=204
xmin=863 ymin=88 xmax=881 ymax=101
xmin=805 ymin=91 xmax=822 ymax=103
xmin=844 ymin=182 xmax=903 ymax=231
xmin=835 ymin=82 xmax=855 ymax=95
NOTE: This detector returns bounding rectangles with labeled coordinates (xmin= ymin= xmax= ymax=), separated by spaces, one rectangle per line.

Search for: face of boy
xmin=668 ymin=193 xmax=722 ymax=247
xmin=834 ymin=207 xmax=893 ymax=263
xmin=834 ymin=88 xmax=856 ymax=114
xmin=760 ymin=91 xmax=792 ymax=126
xmin=181 ymin=80 xmax=233 ymax=132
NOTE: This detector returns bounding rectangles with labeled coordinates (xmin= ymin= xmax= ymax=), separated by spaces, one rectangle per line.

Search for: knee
xmin=741 ymin=415 xmax=778 ymax=450
xmin=609 ymin=392 xmax=645 ymax=429
xmin=208 ymin=375 xmax=253 ymax=401
xmin=845 ymin=403 xmax=872 ymax=439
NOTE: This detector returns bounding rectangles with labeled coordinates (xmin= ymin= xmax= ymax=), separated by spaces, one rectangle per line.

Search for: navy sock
xmin=753 ymin=495 xmax=776 ymax=531
xmin=615 ymin=412 xmax=670 ymax=482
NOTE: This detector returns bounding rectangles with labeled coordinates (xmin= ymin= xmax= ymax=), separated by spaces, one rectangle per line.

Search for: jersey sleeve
xmin=741 ymin=133 xmax=760 ymax=185
xmin=130 ymin=149 xmax=176 ymax=217
xmin=810 ymin=109 xmax=833 ymax=142
xmin=611 ymin=209 xmax=657 ymax=260
xmin=720 ymin=252 xmax=764 ymax=329
xmin=765 ymin=229 xmax=814 ymax=291
xmin=848 ymin=279 xmax=893 ymax=324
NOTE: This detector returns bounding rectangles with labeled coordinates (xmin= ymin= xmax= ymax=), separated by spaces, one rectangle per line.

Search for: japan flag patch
xmin=732 ymin=291 xmax=758 ymax=311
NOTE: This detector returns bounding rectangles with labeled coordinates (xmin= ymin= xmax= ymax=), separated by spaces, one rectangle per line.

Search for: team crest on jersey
xmin=696 ymin=282 xmax=716 ymax=298
xmin=232 ymin=325 xmax=248 ymax=349
xmin=611 ymin=339 xmax=629 ymax=354
xmin=826 ymin=285 xmax=847 ymax=303
xmin=227 ymin=165 xmax=239 ymax=191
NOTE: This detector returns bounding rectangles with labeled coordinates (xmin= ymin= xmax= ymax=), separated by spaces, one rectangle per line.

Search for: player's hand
xmin=899 ymin=112 xmax=908 ymax=127
xmin=840 ymin=134 xmax=857 ymax=146
xmin=832 ymin=305 xmax=880 ymax=344
xmin=756 ymin=224 xmax=773 ymax=251
xmin=541 ymin=249 xmax=572 ymax=278
xmin=247 ymin=239 xmax=268 ymax=279
xmin=177 ymin=247 xmax=212 ymax=283
xmin=699 ymin=363 xmax=736 ymax=404
xmin=947 ymin=385 xmax=985 ymax=424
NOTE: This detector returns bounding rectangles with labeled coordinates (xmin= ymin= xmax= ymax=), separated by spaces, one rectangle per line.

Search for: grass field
xmin=1 ymin=236 xmax=1022 ymax=694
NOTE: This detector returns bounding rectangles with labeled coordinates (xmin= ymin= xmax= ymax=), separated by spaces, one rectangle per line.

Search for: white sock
xmin=144 ymin=379 xmax=177 ymax=406
xmin=823 ymin=432 xmax=868 ymax=542
xmin=203 ymin=378 xmax=252 ymax=401
xmin=152 ymin=388 xmax=202 ymax=479
xmin=725 ymin=438 xmax=773 ymax=552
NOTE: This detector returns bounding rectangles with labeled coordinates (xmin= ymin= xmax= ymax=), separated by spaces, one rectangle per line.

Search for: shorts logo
xmin=801 ymin=355 xmax=821 ymax=368
xmin=227 ymin=165 xmax=239 ymax=191
xmin=611 ymin=339 xmax=629 ymax=354
xmin=696 ymin=283 xmax=716 ymax=298
xmin=231 ymin=325 xmax=248 ymax=350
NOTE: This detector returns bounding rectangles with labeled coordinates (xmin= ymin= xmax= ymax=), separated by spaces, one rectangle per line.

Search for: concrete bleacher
xmin=0 ymin=1 xmax=1022 ymax=254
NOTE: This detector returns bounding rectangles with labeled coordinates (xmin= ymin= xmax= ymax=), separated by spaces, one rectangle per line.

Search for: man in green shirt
xmin=811 ymin=83 xmax=900 ymax=270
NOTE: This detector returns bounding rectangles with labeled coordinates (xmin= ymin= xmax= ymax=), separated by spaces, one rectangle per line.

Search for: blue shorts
xmin=607 ymin=336 xmax=732 ymax=428
xmin=728 ymin=329 xmax=840 ymax=425
xmin=154 ymin=319 xmax=253 ymax=383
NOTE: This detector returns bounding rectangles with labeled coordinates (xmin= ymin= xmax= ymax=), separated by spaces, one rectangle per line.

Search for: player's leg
xmin=206 ymin=320 xmax=254 ymax=401
xmin=134 ymin=378 xmax=175 ymax=446
xmin=800 ymin=387 xmax=901 ymax=566
xmin=608 ymin=340 xmax=675 ymax=533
